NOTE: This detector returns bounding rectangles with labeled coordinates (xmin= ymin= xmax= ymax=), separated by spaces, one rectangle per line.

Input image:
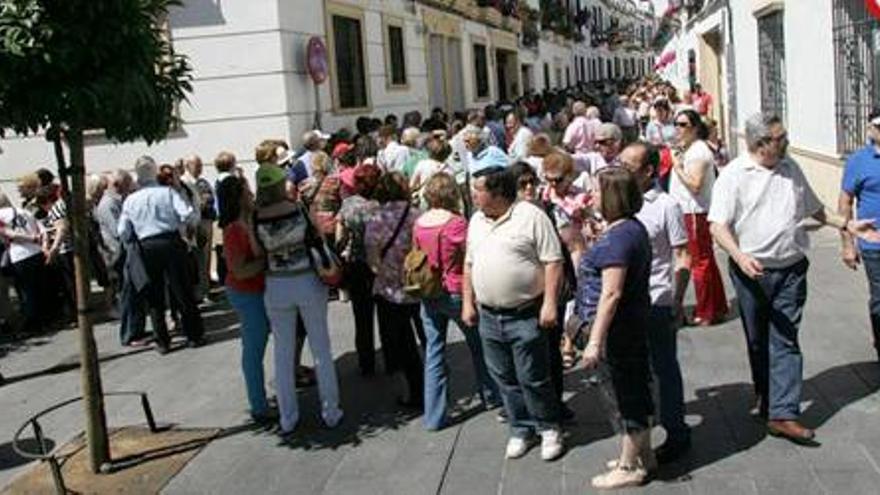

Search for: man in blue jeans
xmin=709 ymin=113 xmax=880 ymax=444
xmin=462 ymin=165 xmax=565 ymax=461
xmin=623 ymin=142 xmax=693 ymax=462
xmin=839 ymin=108 xmax=880 ymax=362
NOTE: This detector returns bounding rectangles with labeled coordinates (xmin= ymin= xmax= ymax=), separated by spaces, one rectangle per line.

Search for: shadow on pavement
xmin=657 ymin=361 xmax=880 ymax=481
xmin=0 ymin=438 xmax=56 ymax=472
xmin=276 ymin=338 xmax=492 ymax=451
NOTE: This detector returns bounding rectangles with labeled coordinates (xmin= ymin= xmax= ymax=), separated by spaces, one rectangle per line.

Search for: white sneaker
xmin=540 ymin=429 xmax=564 ymax=461
xmin=505 ymin=436 xmax=534 ymax=459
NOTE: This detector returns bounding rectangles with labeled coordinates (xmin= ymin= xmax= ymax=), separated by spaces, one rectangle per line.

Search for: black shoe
xmin=496 ymin=408 xmax=508 ymax=423
xmin=188 ymin=337 xmax=206 ymax=348
xmin=655 ymin=437 xmax=691 ymax=464
xmin=155 ymin=342 xmax=171 ymax=355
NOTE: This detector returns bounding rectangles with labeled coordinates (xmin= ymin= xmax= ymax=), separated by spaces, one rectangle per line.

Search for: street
xmin=1 ymin=229 xmax=879 ymax=494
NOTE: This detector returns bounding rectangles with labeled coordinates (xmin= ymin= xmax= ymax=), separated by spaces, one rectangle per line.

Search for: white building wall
xmin=784 ymin=1 xmax=836 ymax=156
xmin=0 ymin=0 xmax=290 ymax=193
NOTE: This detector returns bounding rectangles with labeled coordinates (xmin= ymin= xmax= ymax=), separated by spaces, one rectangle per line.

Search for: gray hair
xmin=463 ymin=124 xmax=487 ymax=143
xmin=586 ymin=106 xmax=601 ymax=119
xmin=572 ymin=101 xmax=587 ymax=116
xmin=744 ymin=113 xmax=782 ymax=151
xmin=134 ymin=155 xmax=158 ymax=185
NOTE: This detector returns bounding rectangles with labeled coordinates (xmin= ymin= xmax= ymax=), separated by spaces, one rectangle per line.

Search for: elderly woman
xmin=410 ymin=134 xmax=453 ymax=195
xmin=670 ymin=109 xmax=728 ymax=325
xmin=253 ymin=141 xmax=344 ymax=434
xmin=579 ymin=167 xmax=655 ymax=489
xmin=364 ymin=172 xmax=424 ymax=408
xmin=0 ymin=190 xmax=45 ymax=333
xmin=300 ymin=151 xmax=342 ymax=240
xmin=415 ymin=173 xmax=500 ymax=430
xmin=505 ymin=110 xmax=534 ymax=161
xmin=336 ymin=163 xmax=382 ymax=375
xmin=523 ymin=133 xmax=553 ymax=179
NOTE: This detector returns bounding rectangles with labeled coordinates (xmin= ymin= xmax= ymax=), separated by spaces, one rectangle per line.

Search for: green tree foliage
xmin=0 ymin=0 xmax=192 ymax=142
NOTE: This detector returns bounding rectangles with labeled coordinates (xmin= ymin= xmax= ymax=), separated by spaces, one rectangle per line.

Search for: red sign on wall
xmin=306 ymin=37 xmax=328 ymax=85
xmin=868 ymin=0 xmax=880 ymax=21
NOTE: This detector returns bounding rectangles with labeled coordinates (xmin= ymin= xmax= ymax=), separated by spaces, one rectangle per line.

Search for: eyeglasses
xmin=544 ymin=175 xmax=566 ymax=184
xmin=595 ymin=139 xmax=614 ymax=146
xmin=674 ymin=121 xmax=691 ymax=128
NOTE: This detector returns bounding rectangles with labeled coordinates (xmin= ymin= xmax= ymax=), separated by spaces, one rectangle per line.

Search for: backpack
xmin=403 ymin=222 xmax=446 ymax=299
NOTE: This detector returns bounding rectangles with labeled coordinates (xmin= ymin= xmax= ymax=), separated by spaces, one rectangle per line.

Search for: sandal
xmin=591 ymin=464 xmax=648 ymax=489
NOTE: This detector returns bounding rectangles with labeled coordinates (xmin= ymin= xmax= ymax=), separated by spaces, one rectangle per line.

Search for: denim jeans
xmin=421 ymin=293 xmax=500 ymax=430
xmin=226 ymin=287 xmax=270 ymax=417
xmin=647 ymin=306 xmax=689 ymax=442
xmin=479 ymin=304 xmax=559 ymax=438
xmin=265 ymin=273 xmax=342 ymax=432
xmin=858 ymin=250 xmax=880 ymax=355
xmin=729 ymin=258 xmax=808 ymax=420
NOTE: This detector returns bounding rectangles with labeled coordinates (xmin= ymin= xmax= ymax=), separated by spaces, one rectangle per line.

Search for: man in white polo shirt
xmin=708 ymin=113 xmax=880 ymax=444
xmin=462 ymin=166 xmax=565 ymax=462
xmin=621 ymin=142 xmax=692 ymax=463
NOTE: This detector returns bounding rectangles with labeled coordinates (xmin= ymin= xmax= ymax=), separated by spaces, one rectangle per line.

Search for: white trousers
xmin=264 ymin=273 xmax=342 ymax=432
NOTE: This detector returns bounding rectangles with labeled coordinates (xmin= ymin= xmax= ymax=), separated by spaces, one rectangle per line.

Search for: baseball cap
xmin=470 ymin=146 xmax=510 ymax=177
xmin=256 ymin=164 xmax=286 ymax=188
xmin=331 ymin=142 xmax=355 ymax=159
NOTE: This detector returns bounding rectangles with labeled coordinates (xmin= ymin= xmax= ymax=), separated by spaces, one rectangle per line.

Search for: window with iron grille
xmin=757 ymin=11 xmax=786 ymax=122
xmin=833 ymin=0 xmax=880 ymax=155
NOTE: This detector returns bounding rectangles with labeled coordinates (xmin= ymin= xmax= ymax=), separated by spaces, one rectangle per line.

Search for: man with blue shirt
xmin=118 ymin=156 xmax=205 ymax=354
xmin=839 ymin=108 xmax=880 ymax=361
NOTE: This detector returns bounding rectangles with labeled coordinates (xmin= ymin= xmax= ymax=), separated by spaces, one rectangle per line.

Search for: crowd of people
xmin=2 ymin=76 xmax=880 ymax=489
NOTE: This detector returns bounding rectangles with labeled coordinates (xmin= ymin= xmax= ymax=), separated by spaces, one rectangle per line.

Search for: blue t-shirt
xmin=576 ymin=218 xmax=652 ymax=349
xmin=842 ymin=145 xmax=880 ymax=250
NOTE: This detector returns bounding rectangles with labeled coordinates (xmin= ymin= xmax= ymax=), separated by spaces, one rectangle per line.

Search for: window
xmin=579 ymin=57 xmax=585 ymax=82
xmin=331 ymin=12 xmax=368 ymax=110
xmin=473 ymin=43 xmax=490 ymax=99
xmin=757 ymin=10 xmax=786 ymax=122
xmin=385 ymin=23 xmax=407 ymax=87
xmin=566 ymin=66 xmax=571 ymax=87
xmin=544 ymin=63 xmax=551 ymax=89
xmin=833 ymin=0 xmax=880 ymax=154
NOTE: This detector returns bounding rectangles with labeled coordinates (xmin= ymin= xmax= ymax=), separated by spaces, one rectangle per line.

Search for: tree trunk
xmin=58 ymin=128 xmax=111 ymax=473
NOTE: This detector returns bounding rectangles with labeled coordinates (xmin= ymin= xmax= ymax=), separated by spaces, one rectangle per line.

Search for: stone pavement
xmin=1 ymin=228 xmax=879 ymax=494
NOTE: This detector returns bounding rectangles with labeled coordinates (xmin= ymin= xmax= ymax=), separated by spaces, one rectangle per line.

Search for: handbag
xmin=403 ymin=222 xmax=446 ymax=299
xmin=302 ymin=206 xmax=344 ymax=287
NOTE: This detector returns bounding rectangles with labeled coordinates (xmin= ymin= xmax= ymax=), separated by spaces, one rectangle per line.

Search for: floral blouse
xmin=364 ymin=200 xmax=420 ymax=304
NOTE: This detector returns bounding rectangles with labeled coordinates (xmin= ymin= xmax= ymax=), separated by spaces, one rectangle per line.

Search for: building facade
xmin=0 ymin=0 xmax=655 ymax=197
xmin=657 ymin=0 xmax=879 ymax=208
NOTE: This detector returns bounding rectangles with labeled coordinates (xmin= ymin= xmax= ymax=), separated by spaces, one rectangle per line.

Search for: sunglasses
xmin=595 ymin=139 xmax=614 ymax=146
xmin=518 ymin=176 xmax=538 ymax=188
xmin=674 ymin=121 xmax=691 ymax=128
xmin=544 ymin=175 xmax=566 ymax=184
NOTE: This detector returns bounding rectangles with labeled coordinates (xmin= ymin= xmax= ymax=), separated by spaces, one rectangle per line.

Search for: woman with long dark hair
xmin=217 ymin=176 xmax=272 ymax=425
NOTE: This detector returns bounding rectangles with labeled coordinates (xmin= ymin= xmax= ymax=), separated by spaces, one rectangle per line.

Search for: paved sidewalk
xmin=1 ymin=229 xmax=879 ymax=494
